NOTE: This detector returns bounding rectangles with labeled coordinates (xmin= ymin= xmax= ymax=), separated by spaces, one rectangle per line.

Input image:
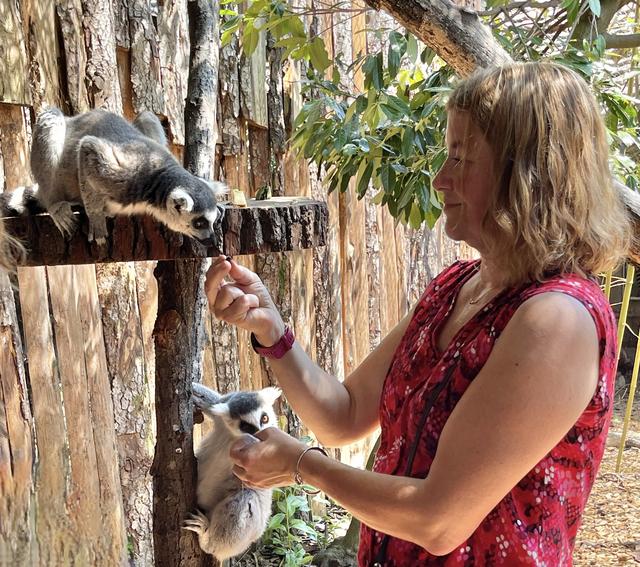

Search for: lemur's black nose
xmin=198 ymin=236 xmax=216 ymax=246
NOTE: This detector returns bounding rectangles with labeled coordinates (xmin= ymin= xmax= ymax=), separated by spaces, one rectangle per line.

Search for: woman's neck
xmin=476 ymin=257 xmax=507 ymax=288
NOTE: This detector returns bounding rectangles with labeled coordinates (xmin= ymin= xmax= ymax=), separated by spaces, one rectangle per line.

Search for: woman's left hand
xmin=230 ymin=427 xmax=307 ymax=489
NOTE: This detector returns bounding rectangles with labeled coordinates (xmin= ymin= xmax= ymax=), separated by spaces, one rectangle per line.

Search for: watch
xmin=251 ymin=326 xmax=295 ymax=359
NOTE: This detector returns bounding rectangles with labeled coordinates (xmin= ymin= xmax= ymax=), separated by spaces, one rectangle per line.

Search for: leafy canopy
xmin=221 ymin=0 xmax=640 ymax=228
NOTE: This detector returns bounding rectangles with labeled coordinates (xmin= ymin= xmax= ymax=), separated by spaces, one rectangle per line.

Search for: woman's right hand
xmin=204 ymin=256 xmax=286 ymax=347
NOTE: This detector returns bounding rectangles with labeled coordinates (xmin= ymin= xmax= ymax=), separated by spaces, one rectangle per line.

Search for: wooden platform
xmin=2 ymin=197 xmax=328 ymax=266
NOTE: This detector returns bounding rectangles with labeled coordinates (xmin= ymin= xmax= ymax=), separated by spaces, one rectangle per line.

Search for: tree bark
xmin=365 ymin=0 xmax=511 ymax=75
xmin=2 ymin=198 xmax=328 ymax=266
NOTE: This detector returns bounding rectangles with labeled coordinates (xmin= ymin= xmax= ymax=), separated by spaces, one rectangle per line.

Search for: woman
xmin=204 ymin=62 xmax=630 ymax=565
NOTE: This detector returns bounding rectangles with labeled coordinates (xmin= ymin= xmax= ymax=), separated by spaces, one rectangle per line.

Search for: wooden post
xmin=151 ymin=0 xmax=219 ymax=565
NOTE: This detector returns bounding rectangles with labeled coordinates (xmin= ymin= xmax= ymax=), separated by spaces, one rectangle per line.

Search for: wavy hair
xmin=447 ymin=62 xmax=631 ymax=284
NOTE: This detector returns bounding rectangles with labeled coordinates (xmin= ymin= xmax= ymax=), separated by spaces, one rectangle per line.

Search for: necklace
xmin=468 ymin=290 xmax=494 ymax=305
xmin=467 ymin=276 xmax=502 ymax=305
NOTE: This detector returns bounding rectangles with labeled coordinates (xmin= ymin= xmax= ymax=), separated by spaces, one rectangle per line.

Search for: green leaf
xmin=401 ymin=127 xmax=415 ymax=157
xmin=380 ymin=162 xmax=396 ymax=193
xmin=409 ymin=202 xmax=423 ymax=229
xmin=242 ymin=24 xmax=260 ymax=56
xmin=356 ymin=161 xmax=374 ymax=197
xmin=267 ymin=512 xmax=285 ymax=529
xmin=588 ymin=0 xmax=601 ymax=17
xmin=406 ymin=33 xmax=418 ymax=63
xmin=388 ymin=31 xmax=407 ymax=80
xmin=309 ymin=37 xmax=331 ymax=72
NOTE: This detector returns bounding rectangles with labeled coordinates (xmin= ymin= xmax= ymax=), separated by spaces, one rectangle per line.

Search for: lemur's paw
xmin=48 ymin=202 xmax=77 ymax=238
xmin=88 ymin=220 xmax=108 ymax=244
xmin=182 ymin=510 xmax=209 ymax=535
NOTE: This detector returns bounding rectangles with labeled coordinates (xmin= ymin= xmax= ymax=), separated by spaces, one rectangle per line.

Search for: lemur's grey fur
xmin=184 ymin=382 xmax=281 ymax=562
xmin=29 ymin=107 xmax=226 ymax=244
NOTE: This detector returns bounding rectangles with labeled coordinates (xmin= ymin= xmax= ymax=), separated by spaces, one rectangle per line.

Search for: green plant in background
xmin=262 ymin=487 xmax=318 ymax=566
xmin=222 ymin=0 xmax=639 ymax=232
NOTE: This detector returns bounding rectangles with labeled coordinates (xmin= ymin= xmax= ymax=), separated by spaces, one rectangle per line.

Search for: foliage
xmin=221 ymin=0 xmax=639 ymax=230
xmin=261 ymin=487 xmax=317 ymax=566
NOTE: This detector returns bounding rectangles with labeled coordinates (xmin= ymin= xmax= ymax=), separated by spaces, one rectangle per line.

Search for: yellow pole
xmin=616 ymin=264 xmax=635 ymax=361
xmin=604 ymin=270 xmax=613 ymax=301
xmin=616 ymin=331 xmax=640 ymax=472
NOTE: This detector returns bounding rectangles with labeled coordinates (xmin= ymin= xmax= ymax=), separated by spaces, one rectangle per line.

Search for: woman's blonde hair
xmin=447 ymin=61 xmax=631 ymax=284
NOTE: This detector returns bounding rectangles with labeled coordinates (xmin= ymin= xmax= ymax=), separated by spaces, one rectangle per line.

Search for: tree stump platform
xmin=3 ymin=196 xmax=328 ymax=266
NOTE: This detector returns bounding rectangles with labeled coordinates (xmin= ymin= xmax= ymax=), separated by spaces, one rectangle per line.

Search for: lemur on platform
xmin=185 ymin=382 xmax=281 ymax=562
xmin=0 ymin=108 xmax=226 ymax=271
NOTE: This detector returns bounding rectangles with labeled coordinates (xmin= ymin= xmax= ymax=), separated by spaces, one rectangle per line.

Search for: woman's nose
xmin=433 ymin=167 xmax=450 ymax=192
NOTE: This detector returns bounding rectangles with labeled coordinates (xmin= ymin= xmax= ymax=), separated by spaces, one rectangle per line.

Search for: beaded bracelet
xmin=293 ymin=446 xmax=328 ymax=495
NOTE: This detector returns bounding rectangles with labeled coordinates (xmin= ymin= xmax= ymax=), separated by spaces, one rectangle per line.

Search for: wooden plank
xmin=239 ymin=20 xmax=268 ymax=128
xmin=248 ymin=125 xmax=270 ymax=196
xmin=106 ymin=7 xmax=157 ymax=563
xmin=157 ymin=0 xmax=190 ymax=145
xmin=338 ymin=0 xmax=372 ymax=469
xmin=76 ymin=265 xmax=128 ymax=564
xmin=80 ymin=0 xmax=122 ymax=111
xmin=20 ymin=0 xmax=62 ymax=111
xmin=95 ymin=262 xmax=153 ymax=565
xmin=2 ymin=198 xmax=329 ymax=267
xmin=0 ymin=1 xmax=30 ymax=105
xmin=310 ymin=9 xmax=345 ymax=386
xmin=47 ymin=265 xmax=103 ymax=563
xmin=0 ymin=105 xmax=32 ymax=188
xmin=55 ymin=0 xmax=90 ymax=113
xmin=17 ymin=267 xmax=76 ymax=564
xmin=128 ymin=0 xmax=165 ymax=114
xmin=0 ymin=271 xmax=35 ymax=566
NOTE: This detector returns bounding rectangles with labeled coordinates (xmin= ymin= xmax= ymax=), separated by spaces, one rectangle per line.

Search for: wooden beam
xmin=2 ymin=198 xmax=328 ymax=267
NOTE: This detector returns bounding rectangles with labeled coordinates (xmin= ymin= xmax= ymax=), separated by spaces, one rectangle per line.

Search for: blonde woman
xmin=204 ymin=62 xmax=630 ymax=565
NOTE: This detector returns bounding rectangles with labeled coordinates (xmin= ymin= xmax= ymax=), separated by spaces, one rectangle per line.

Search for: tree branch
xmin=603 ymin=32 xmax=640 ymax=49
xmin=363 ymin=0 xmax=511 ymax=75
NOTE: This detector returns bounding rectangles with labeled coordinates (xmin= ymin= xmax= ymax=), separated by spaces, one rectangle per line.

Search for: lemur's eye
xmin=192 ymin=217 xmax=209 ymax=230
xmin=260 ymin=412 xmax=269 ymax=425
xmin=239 ymin=420 xmax=258 ymax=435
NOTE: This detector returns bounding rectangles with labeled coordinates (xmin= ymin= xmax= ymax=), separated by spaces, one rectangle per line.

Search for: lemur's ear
xmin=260 ymin=387 xmax=282 ymax=406
xmin=168 ymin=188 xmax=194 ymax=213
xmin=202 ymin=179 xmax=228 ymax=197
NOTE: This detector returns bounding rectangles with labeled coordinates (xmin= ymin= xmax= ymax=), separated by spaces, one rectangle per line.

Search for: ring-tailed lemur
xmin=0 ymin=109 xmax=227 ymax=271
xmin=29 ymin=107 xmax=226 ymax=245
xmin=184 ymin=382 xmax=281 ymax=561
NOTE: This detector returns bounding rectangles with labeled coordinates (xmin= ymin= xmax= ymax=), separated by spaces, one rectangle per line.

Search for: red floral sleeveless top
xmin=358 ymin=260 xmax=618 ymax=566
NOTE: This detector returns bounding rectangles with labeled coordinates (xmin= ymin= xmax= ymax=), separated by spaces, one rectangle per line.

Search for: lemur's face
xmin=192 ymin=384 xmax=282 ymax=437
xmin=161 ymin=179 xmax=227 ymax=242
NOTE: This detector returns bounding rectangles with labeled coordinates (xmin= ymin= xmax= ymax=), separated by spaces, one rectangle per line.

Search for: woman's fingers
xmin=204 ymin=256 xmax=231 ymax=306
xmin=213 ymin=284 xmax=245 ymax=315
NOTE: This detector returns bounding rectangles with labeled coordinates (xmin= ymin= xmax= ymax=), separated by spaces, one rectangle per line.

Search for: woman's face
xmin=433 ymin=110 xmax=496 ymax=252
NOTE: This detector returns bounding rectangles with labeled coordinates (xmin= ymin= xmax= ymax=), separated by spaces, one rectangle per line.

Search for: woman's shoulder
xmin=513 ymin=273 xmax=616 ymax=344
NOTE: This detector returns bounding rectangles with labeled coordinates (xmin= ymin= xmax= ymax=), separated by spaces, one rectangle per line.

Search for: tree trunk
xmin=151 ymin=1 xmax=219 ymax=565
